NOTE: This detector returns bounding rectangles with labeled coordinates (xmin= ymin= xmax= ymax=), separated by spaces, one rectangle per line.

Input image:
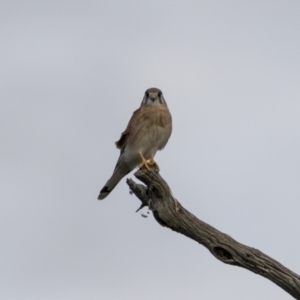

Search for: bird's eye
xmin=145 ymin=91 xmax=149 ymax=98
xmin=158 ymin=92 xmax=162 ymax=97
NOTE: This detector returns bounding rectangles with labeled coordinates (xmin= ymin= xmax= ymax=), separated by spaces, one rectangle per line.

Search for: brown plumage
xmin=98 ymin=88 xmax=172 ymax=200
xmin=115 ymin=105 xmax=172 ymax=150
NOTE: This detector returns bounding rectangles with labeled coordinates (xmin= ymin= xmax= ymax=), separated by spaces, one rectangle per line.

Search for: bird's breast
xmin=127 ymin=105 xmax=172 ymax=159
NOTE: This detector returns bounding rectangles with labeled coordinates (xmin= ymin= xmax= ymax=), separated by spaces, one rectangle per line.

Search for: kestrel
xmin=98 ymin=87 xmax=172 ymax=200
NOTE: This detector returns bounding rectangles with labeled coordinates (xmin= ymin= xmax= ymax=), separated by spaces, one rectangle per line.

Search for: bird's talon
xmin=148 ymin=155 xmax=160 ymax=171
xmin=148 ymin=161 xmax=160 ymax=171
xmin=139 ymin=161 xmax=150 ymax=170
xmin=139 ymin=152 xmax=150 ymax=170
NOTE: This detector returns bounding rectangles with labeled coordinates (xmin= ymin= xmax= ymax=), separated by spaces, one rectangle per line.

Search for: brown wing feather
xmin=115 ymin=108 xmax=141 ymax=149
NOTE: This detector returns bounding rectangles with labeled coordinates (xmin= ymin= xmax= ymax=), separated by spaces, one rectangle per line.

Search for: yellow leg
xmin=148 ymin=155 xmax=160 ymax=171
xmin=139 ymin=152 xmax=150 ymax=170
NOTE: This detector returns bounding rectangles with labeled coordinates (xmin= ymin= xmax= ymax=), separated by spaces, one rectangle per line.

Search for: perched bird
xmin=98 ymin=87 xmax=172 ymax=200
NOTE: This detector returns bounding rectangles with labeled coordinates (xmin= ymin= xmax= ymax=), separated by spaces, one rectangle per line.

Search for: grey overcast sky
xmin=1 ymin=1 xmax=300 ymax=299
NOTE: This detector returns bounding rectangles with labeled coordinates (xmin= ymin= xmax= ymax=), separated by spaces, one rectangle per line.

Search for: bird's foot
xmin=139 ymin=152 xmax=150 ymax=171
xmin=148 ymin=156 xmax=160 ymax=171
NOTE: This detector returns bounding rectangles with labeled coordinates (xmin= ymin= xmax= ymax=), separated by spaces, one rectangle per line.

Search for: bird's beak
xmin=149 ymin=92 xmax=158 ymax=101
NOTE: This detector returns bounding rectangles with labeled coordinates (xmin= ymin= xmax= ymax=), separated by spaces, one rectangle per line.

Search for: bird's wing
xmin=115 ymin=107 xmax=142 ymax=150
xmin=158 ymin=119 xmax=172 ymax=150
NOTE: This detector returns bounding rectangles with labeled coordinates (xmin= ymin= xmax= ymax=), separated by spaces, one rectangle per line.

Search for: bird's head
xmin=141 ymin=88 xmax=167 ymax=106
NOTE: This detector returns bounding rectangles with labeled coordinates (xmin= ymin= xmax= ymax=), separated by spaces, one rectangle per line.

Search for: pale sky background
xmin=1 ymin=1 xmax=300 ymax=299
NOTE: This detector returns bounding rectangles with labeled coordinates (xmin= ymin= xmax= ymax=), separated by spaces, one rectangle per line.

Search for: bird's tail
xmin=97 ymin=166 xmax=128 ymax=200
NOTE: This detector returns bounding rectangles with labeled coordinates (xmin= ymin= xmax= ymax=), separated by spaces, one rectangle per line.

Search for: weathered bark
xmin=126 ymin=167 xmax=300 ymax=299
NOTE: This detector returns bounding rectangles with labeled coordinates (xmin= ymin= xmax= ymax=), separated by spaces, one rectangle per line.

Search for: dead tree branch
xmin=126 ymin=167 xmax=300 ymax=299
